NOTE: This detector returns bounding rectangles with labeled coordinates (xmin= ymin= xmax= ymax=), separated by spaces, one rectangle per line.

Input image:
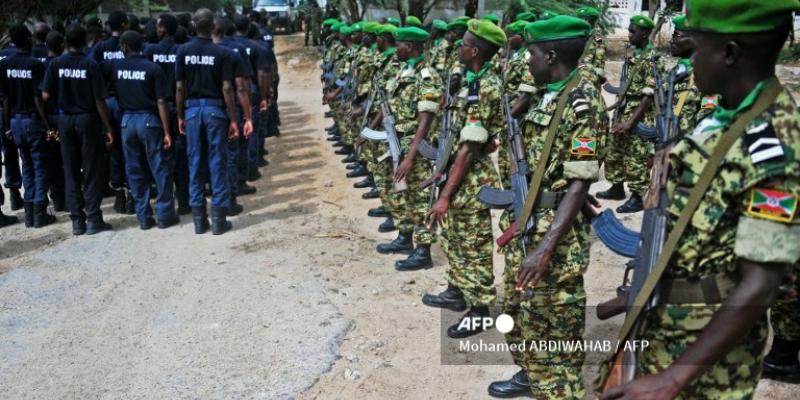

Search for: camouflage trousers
xmin=604 ymin=131 xmax=653 ymax=197
xmin=443 ymin=208 xmax=496 ymax=307
xmin=771 ymin=263 xmax=800 ymax=341
xmin=499 ymin=212 xmax=590 ymax=400
xmin=639 ymin=304 xmax=768 ymax=399
xmin=367 ymin=142 xmax=407 ymax=229
xmin=395 ymin=155 xmax=436 ymax=244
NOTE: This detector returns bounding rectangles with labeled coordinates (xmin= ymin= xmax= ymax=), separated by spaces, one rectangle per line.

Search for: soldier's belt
xmin=660 ymin=273 xmax=738 ymax=304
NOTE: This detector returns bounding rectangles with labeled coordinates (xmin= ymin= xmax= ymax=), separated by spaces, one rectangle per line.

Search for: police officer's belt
xmin=660 ymin=273 xmax=738 ymax=304
xmin=535 ymin=191 xmax=565 ymax=210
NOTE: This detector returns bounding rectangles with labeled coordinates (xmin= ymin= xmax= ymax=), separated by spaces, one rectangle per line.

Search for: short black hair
xmin=121 ymin=30 xmax=143 ymax=53
xmin=108 ymin=11 xmax=128 ymax=31
xmin=144 ymin=21 xmax=158 ymax=43
xmin=87 ymin=26 xmax=103 ymax=40
xmin=194 ymin=9 xmax=215 ymax=35
xmin=158 ymin=13 xmax=178 ymax=36
xmin=34 ymin=22 xmax=51 ymax=43
xmin=214 ymin=16 xmax=234 ymax=36
xmin=175 ymin=26 xmax=189 ymax=44
xmin=234 ymin=14 xmax=251 ymax=33
xmin=9 ymin=25 xmax=31 ymax=48
xmin=531 ymin=37 xmax=588 ymax=66
xmin=45 ymin=31 xmax=64 ymax=53
xmin=127 ymin=14 xmax=141 ymax=31
xmin=248 ymin=23 xmax=259 ymax=39
xmin=65 ymin=23 xmax=87 ymax=48
xmin=176 ymin=13 xmax=192 ymax=29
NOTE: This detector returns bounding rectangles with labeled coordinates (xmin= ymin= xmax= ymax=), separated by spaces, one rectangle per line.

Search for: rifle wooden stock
xmin=497 ymin=222 xmax=518 ymax=248
xmin=596 ymin=292 xmax=629 ymax=321
xmin=598 ymin=352 xmax=626 ymax=395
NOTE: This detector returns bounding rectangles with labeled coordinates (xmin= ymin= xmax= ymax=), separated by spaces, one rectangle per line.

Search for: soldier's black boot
xmin=596 ymin=182 xmax=626 ymax=200
xmin=0 ymin=209 xmax=19 ymax=227
xmin=422 ymin=284 xmax=467 ymax=311
xmin=346 ymin=164 xmax=368 ymax=178
xmin=33 ymin=203 xmax=56 ymax=228
xmin=71 ymin=217 xmax=86 ymax=236
xmin=125 ymin=189 xmax=136 ymax=214
xmin=192 ymin=207 xmax=209 ymax=234
xmin=763 ymin=338 xmax=800 ymax=383
xmin=248 ymin=169 xmax=262 ymax=182
xmin=112 ymin=189 xmax=126 ymax=213
xmin=346 ymin=162 xmax=360 ymax=170
xmin=334 ymin=145 xmax=353 ymax=155
xmin=51 ymin=192 xmax=65 ymax=212
xmin=362 ymin=187 xmax=380 ymax=199
xmin=395 ymin=244 xmax=433 ymax=271
xmin=342 ymin=153 xmax=358 ymax=164
xmin=86 ymin=217 xmax=113 ymax=235
xmin=327 ymin=134 xmax=341 ymax=142
xmin=378 ymin=217 xmax=396 ymax=233
xmin=368 ymin=206 xmax=390 ymax=218
xmin=211 ymin=207 xmax=232 ymax=235
xmin=139 ymin=217 xmax=156 ymax=230
xmin=227 ymin=195 xmax=244 ymax=216
xmin=617 ymin=194 xmax=644 ymax=214
xmin=353 ymin=174 xmax=374 ymax=189
xmin=23 ymin=202 xmax=35 ymax=227
xmin=376 ymin=231 xmax=413 ymax=254
xmin=9 ymin=188 xmax=23 ymax=211
xmin=325 ymin=124 xmax=337 ymax=133
xmin=447 ymin=306 xmax=491 ymax=338
xmin=237 ymin=181 xmax=257 ymax=196
xmin=488 ymin=370 xmax=532 ymax=398
xmin=332 ymin=140 xmax=345 ymax=147
xmin=177 ymin=200 xmax=192 ymax=216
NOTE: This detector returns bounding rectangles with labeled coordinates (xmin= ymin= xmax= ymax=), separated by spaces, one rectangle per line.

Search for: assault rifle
xmin=359 ymin=86 xmax=407 ymax=192
xmin=603 ymin=44 xmax=629 ymax=96
xmin=418 ymin=74 xmax=455 ymax=193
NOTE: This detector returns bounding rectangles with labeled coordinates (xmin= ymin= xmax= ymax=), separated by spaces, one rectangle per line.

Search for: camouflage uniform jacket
xmin=621 ymin=43 xmax=662 ymax=124
xmin=354 ymin=45 xmax=379 ymax=98
xmin=446 ymin=65 xmax=504 ymax=211
xmin=502 ymin=48 xmax=532 ymax=102
xmin=386 ymin=57 xmax=443 ymax=148
xmin=580 ymin=33 xmax=606 ymax=84
xmin=671 ymin=61 xmax=716 ymax=137
xmin=368 ymin=48 xmax=401 ymax=118
xmin=428 ymin=38 xmax=451 ymax=80
xmin=445 ymin=40 xmax=464 ymax=79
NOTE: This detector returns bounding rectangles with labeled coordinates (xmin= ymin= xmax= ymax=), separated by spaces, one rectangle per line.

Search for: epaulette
xmin=569 ymin=88 xmax=591 ymax=118
xmin=744 ymin=119 xmax=785 ymax=165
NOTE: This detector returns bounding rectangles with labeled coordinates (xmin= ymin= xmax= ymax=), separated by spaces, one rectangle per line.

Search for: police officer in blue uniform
xmin=42 ymin=23 xmax=116 ymax=235
xmin=0 ymin=44 xmax=24 ymax=212
xmin=42 ymin=31 xmax=65 ymax=212
xmin=213 ymin=15 xmax=254 ymax=217
xmin=0 ymin=25 xmax=56 ymax=228
xmin=90 ymin=11 xmax=132 ymax=214
xmin=109 ymin=31 xmax=178 ymax=230
xmin=145 ymin=13 xmax=191 ymax=215
xmin=176 ymin=9 xmax=251 ymax=235
xmin=32 ymin=22 xmax=50 ymax=62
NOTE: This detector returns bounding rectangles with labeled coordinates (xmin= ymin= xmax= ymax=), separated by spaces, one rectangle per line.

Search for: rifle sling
xmin=516 ymin=73 xmax=581 ymax=236
xmin=614 ymin=77 xmax=783 ymax=345
xmin=673 ymin=75 xmax=693 ymax=117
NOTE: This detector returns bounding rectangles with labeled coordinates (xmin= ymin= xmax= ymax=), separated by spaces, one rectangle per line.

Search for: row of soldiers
xmin=321 ymin=1 xmax=799 ymax=398
xmin=0 ymin=9 xmax=281 ymax=235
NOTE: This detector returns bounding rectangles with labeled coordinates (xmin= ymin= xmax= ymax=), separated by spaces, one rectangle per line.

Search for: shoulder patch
xmin=701 ymin=95 xmax=718 ymax=110
xmin=746 ymin=188 xmax=798 ymax=223
xmin=743 ymin=120 xmax=785 ymax=164
xmin=570 ymin=137 xmax=597 ymax=156
xmin=569 ymin=89 xmax=591 ymax=117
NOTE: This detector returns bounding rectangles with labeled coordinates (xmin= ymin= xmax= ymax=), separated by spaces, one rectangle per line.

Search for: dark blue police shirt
xmin=220 ymin=37 xmax=253 ymax=79
xmin=32 ymin=44 xmax=48 ymax=63
xmin=41 ymin=51 xmax=107 ymax=114
xmin=174 ymin=37 xmax=234 ymax=100
xmin=143 ymin=38 xmax=179 ymax=101
xmin=89 ymin=36 xmax=124 ymax=64
xmin=41 ymin=56 xmax=59 ymax=112
xmin=108 ymin=54 xmax=169 ymax=112
xmin=0 ymin=46 xmax=17 ymax=61
xmin=0 ymin=50 xmax=45 ymax=115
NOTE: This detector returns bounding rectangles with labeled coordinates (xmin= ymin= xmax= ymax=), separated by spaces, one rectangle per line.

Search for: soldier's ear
xmin=546 ymin=49 xmax=558 ymax=65
xmin=723 ymin=39 xmax=742 ymax=67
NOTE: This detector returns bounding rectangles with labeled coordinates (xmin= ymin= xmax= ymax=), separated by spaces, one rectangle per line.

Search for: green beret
xmin=331 ymin=22 xmax=345 ymax=32
xmin=340 ymin=26 xmax=353 ymax=36
xmin=516 ymin=12 xmax=536 ymax=22
xmin=577 ymin=7 xmax=602 ymax=19
xmin=483 ymin=13 xmax=500 ymax=24
xmin=432 ymin=19 xmax=448 ymax=31
xmin=386 ymin=17 xmax=401 ymax=27
xmin=686 ymin=0 xmax=800 ymax=34
xmin=672 ymin=15 xmax=688 ymax=31
xmin=322 ymin=18 xmax=339 ymax=27
xmin=467 ymin=18 xmax=507 ymax=46
xmin=351 ymin=22 xmax=363 ymax=32
xmin=506 ymin=20 xmax=528 ymax=35
xmin=363 ymin=21 xmax=381 ymax=34
xmin=377 ymin=24 xmax=397 ymax=36
xmin=393 ymin=26 xmax=430 ymax=42
xmin=539 ymin=10 xmax=559 ymax=20
xmin=524 ymin=15 xmax=592 ymax=43
xmin=406 ymin=16 xmax=422 ymax=27
xmin=447 ymin=16 xmax=470 ymax=30
xmin=630 ymin=15 xmax=656 ymax=29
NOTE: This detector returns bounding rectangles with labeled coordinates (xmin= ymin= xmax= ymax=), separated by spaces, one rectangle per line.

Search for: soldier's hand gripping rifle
xmin=353 ymin=77 xmax=378 ymax=157
xmin=417 ymin=75 xmax=456 ymax=213
xmin=476 ymin=94 xmax=532 ymax=253
xmin=359 ymin=86 xmax=407 ymax=192
xmin=596 ymin=63 xmax=680 ymax=391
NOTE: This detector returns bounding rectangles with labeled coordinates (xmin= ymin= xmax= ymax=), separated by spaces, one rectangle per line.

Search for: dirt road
xmin=0 ymin=33 xmax=796 ymax=399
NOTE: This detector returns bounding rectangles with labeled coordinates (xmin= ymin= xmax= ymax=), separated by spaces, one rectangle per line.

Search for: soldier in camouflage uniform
xmin=427 ymin=19 xmax=450 ymax=81
xmin=501 ymin=21 xmax=531 ymax=103
xmin=669 ymin=15 xmax=716 ymax=137
xmin=421 ymin=19 xmax=505 ymax=339
xmin=323 ymin=23 xmax=353 ymax=146
xmin=599 ymin=1 xmax=800 ymax=398
xmin=374 ymin=27 xmax=444 ymax=271
xmin=597 ymin=15 xmax=662 ymax=214
xmin=489 ymin=16 xmax=606 ymax=399
xmin=764 ymin=262 xmax=800 ymax=382
xmin=444 ymin=17 xmax=470 ymax=91
xmin=577 ymin=6 xmax=607 ymax=86
xmin=336 ymin=22 xmax=367 ymax=162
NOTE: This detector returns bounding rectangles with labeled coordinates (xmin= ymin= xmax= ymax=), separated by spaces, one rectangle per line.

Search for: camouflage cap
xmin=393 ymin=26 xmax=430 ymax=42
xmin=524 ymin=15 xmax=592 ymax=43
xmin=630 ymin=14 xmax=656 ymax=29
xmin=405 ymin=16 xmax=422 ymax=27
xmin=468 ymin=18 xmax=507 ymax=46
xmin=686 ymin=0 xmax=800 ymax=34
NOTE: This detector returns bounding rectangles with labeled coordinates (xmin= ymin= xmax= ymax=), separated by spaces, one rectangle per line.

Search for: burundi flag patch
xmin=746 ymin=188 xmax=798 ymax=223
xmin=701 ymin=96 xmax=718 ymax=110
xmin=570 ymin=137 xmax=596 ymax=156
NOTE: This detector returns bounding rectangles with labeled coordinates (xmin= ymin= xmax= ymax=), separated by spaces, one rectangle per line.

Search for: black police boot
xmin=86 ymin=218 xmax=113 ymax=235
xmin=395 ymin=244 xmax=433 ymax=271
xmin=347 ymin=164 xmax=368 ymax=178
xmin=368 ymin=206 xmax=390 ymax=218
xmin=9 ymin=188 xmax=23 ymax=211
xmin=113 ymin=189 xmax=126 ymax=214
xmin=362 ymin=187 xmax=380 ymax=200
xmin=422 ymin=284 xmax=467 ymax=311
xmin=353 ymin=175 xmax=374 ymax=189
xmin=192 ymin=207 xmax=209 ymax=234
xmin=487 ymin=369 xmax=532 ymax=398
xmin=125 ymin=189 xmax=136 ymax=214
xmin=247 ymin=169 xmax=262 ymax=182
xmin=0 ymin=209 xmax=19 ymax=227
xmin=33 ymin=203 xmax=56 ymax=228
xmin=237 ymin=181 xmax=257 ymax=196
xmin=139 ymin=217 xmax=156 ymax=230
xmin=324 ymin=111 xmax=334 ymax=118
xmin=334 ymin=145 xmax=353 ymax=155
xmin=177 ymin=201 xmax=192 ymax=216
xmin=596 ymin=182 xmax=626 ymax=200
xmin=157 ymin=214 xmax=180 ymax=229
xmin=258 ymin=157 xmax=269 ymax=167
xmin=227 ymin=195 xmax=244 ymax=216
xmin=763 ymin=338 xmax=800 ymax=383
xmin=617 ymin=194 xmax=644 ymax=214
xmin=325 ymin=124 xmax=337 ymax=132
xmin=327 ymin=135 xmax=341 ymax=142
xmin=376 ymin=231 xmax=413 ymax=254
xmin=342 ymin=153 xmax=358 ymax=164
xmin=211 ymin=207 xmax=232 ymax=235
xmin=346 ymin=162 xmax=360 ymax=170
xmin=23 ymin=202 xmax=35 ymax=227
xmin=71 ymin=217 xmax=86 ymax=236
xmin=378 ymin=217 xmax=396 ymax=233
xmin=332 ymin=140 xmax=345 ymax=147
xmin=447 ymin=306 xmax=491 ymax=339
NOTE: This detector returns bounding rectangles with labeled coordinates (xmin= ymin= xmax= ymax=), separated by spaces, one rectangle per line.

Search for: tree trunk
xmin=465 ymin=0 xmax=478 ymax=17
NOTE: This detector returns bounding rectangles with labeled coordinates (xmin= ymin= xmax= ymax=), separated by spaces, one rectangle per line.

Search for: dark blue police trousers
xmin=58 ymin=113 xmax=105 ymax=222
xmin=10 ymin=115 xmax=49 ymax=205
xmin=185 ymin=99 xmax=230 ymax=209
